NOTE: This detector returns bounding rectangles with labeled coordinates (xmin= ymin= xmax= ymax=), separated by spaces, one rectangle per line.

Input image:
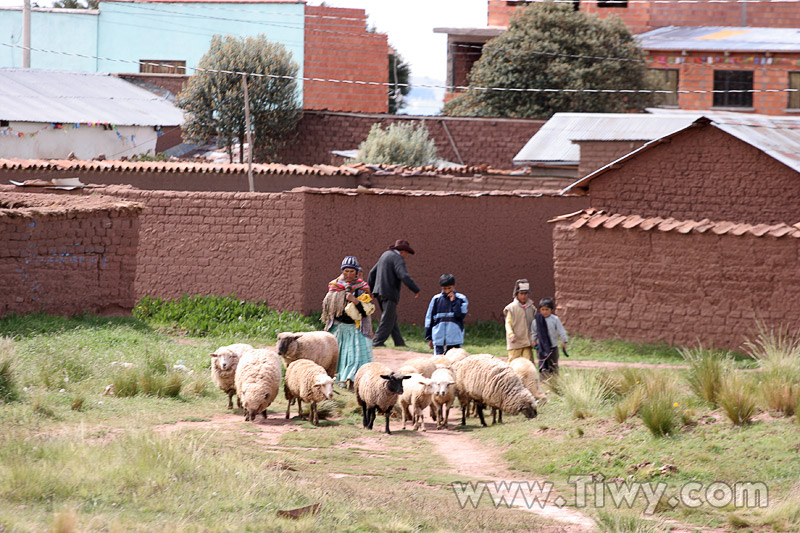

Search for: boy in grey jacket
xmin=531 ymin=298 xmax=568 ymax=377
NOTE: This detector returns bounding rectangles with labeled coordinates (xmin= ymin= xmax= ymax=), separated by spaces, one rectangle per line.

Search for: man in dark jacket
xmin=367 ymin=239 xmax=421 ymax=347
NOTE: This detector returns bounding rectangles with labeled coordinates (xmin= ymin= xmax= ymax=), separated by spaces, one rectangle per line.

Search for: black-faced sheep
xmin=210 ymin=343 xmax=253 ymax=409
xmin=284 ymin=359 xmax=334 ymax=426
xmin=276 ymin=331 xmax=339 ymax=378
xmin=454 ymin=354 xmax=538 ymax=427
xmin=398 ymin=357 xmax=436 ymax=378
xmin=234 ymin=348 xmax=281 ymax=422
xmin=354 ymin=362 xmax=410 ymax=435
xmin=429 ymin=366 xmax=457 ymax=430
xmin=400 ymin=373 xmax=435 ymax=432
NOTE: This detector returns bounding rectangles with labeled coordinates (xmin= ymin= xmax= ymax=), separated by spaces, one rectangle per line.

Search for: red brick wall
xmin=300 ymin=190 xmax=589 ymax=323
xmin=576 ymin=140 xmax=646 ymax=178
xmin=553 ymin=221 xmax=800 ymax=350
xmin=0 ymin=192 xmax=141 ymax=316
xmin=303 ymin=6 xmax=389 ymax=113
xmin=649 ymin=53 xmax=800 ymax=116
xmin=278 ymin=111 xmax=545 ymax=169
xmin=587 ymin=123 xmax=800 ymax=225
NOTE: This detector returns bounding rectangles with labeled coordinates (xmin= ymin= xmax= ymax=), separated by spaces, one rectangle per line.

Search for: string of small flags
xmin=649 ymin=55 xmax=799 ymax=66
xmin=0 ymin=122 xmax=156 ymax=143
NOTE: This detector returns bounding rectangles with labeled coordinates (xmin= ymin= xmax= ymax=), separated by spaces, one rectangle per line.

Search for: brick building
xmin=436 ymin=0 xmax=800 ymax=115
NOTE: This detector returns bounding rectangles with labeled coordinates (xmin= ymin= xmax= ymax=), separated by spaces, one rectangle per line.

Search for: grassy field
xmin=0 ymin=298 xmax=797 ymax=531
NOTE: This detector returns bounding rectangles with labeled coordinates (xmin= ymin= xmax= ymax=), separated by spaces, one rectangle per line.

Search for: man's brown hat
xmin=389 ymin=239 xmax=415 ymax=254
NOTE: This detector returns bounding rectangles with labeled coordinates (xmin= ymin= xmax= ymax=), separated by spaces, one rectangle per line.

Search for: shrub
xmin=613 ymin=387 xmax=644 ymax=423
xmin=759 ymin=371 xmax=798 ymax=416
xmin=717 ymin=373 xmax=757 ymax=426
xmin=638 ymin=394 xmax=678 ymax=437
xmin=353 ymin=122 xmax=437 ymax=167
xmin=0 ymin=337 xmax=19 ymax=402
xmin=552 ymin=371 xmax=613 ymax=419
xmin=680 ymin=345 xmax=732 ymax=406
xmin=744 ymin=322 xmax=800 ymax=373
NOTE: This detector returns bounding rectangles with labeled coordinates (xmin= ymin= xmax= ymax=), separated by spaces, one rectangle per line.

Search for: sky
xmin=0 ymin=0 xmax=488 ymax=114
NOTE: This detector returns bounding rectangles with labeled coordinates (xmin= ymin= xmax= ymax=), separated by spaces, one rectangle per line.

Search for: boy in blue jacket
xmin=425 ymin=273 xmax=469 ymax=355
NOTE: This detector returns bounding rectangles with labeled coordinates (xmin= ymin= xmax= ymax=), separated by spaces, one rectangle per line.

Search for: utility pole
xmin=241 ymin=73 xmax=254 ymax=193
xmin=22 ymin=0 xmax=31 ymax=68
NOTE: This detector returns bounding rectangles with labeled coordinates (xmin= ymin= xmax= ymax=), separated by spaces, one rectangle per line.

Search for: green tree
xmin=53 ymin=0 xmax=98 ymax=8
xmin=177 ymin=35 xmax=301 ymax=163
xmin=354 ymin=122 xmax=436 ymax=167
xmin=443 ymin=3 xmax=653 ymax=119
xmin=388 ymin=51 xmax=410 ymax=114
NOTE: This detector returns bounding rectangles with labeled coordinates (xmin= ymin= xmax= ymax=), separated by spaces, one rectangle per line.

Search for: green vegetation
xmin=717 ymin=372 xmax=758 ymax=426
xmin=353 ymin=122 xmax=437 ymax=167
xmin=550 ymin=370 xmax=613 ymax=419
xmin=680 ymin=345 xmax=733 ymax=406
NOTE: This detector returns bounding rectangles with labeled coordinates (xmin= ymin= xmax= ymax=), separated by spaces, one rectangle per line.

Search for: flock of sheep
xmin=210 ymin=331 xmax=546 ymax=434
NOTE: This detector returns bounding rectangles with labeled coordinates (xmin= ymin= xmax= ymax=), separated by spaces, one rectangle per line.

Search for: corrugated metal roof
xmin=638 ymin=26 xmax=800 ymax=53
xmin=0 ymin=69 xmax=185 ymax=126
xmin=560 ymin=114 xmax=800 ymax=194
xmin=512 ymin=113 xmax=700 ymax=165
xmin=550 ymin=208 xmax=800 ymax=239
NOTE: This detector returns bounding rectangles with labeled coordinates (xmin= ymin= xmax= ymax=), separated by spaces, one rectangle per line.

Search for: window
xmin=650 ymin=69 xmax=679 ymax=107
xmin=598 ymin=0 xmax=628 ymax=7
xmin=789 ymin=72 xmax=800 ymax=109
xmin=713 ymin=70 xmax=753 ymax=108
xmin=139 ymin=60 xmax=186 ymax=75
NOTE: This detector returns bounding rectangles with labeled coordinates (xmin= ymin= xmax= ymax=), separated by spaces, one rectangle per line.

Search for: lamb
xmin=354 ymin=362 xmax=411 ymax=435
xmin=399 ymin=373 xmax=435 ymax=432
xmin=454 ymin=354 xmax=538 ymax=427
xmin=444 ymin=347 xmax=470 ymax=366
xmin=284 ymin=359 xmax=335 ymax=426
xmin=276 ymin=331 xmax=339 ymax=378
xmin=234 ymin=348 xmax=282 ymax=422
xmin=429 ymin=366 xmax=457 ymax=430
xmin=397 ymin=357 xmax=436 ymax=378
xmin=210 ymin=343 xmax=253 ymax=409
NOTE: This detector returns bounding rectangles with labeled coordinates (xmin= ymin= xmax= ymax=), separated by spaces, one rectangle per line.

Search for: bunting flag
xmin=649 ymin=55 xmax=800 ymax=67
xmin=1 ymin=122 xmax=137 ymax=144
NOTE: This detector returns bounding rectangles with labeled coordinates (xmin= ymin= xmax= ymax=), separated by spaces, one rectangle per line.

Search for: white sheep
xmin=234 ymin=348 xmax=281 ymax=422
xmin=429 ymin=354 xmax=450 ymax=368
xmin=400 ymin=373 xmax=435 ymax=432
xmin=492 ymin=358 xmax=549 ymax=424
xmin=354 ymin=362 xmax=411 ymax=435
xmin=284 ymin=359 xmax=335 ymax=426
xmin=444 ymin=347 xmax=470 ymax=366
xmin=454 ymin=354 xmax=538 ymax=427
xmin=209 ymin=343 xmax=253 ymax=410
xmin=276 ymin=331 xmax=339 ymax=378
xmin=397 ymin=357 xmax=436 ymax=378
xmin=429 ymin=366 xmax=457 ymax=430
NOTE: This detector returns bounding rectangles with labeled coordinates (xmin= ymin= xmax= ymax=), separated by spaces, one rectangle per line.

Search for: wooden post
xmin=242 ymin=74 xmax=254 ymax=193
xmin=22 ymin=0 xmax=31 ymax=68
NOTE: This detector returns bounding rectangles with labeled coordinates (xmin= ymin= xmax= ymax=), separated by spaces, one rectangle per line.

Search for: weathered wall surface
xmin=277 ymin=111 xmax=545 ymax=169
xmin=299 ymin=190 xmax=589 ymax=323
xmin=0 ymin=192 xmax=141 ymax=316
xmin=586 ymin=124 xmax=800 ymax=225
xmin=553 ymin=218 xmax=800 ymax=351
xmin=576 ymin=140 xmax=646 ymax=178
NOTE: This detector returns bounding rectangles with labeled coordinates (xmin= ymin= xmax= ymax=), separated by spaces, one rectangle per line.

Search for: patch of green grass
xmin=0 ymin=337 xmax=19 ymax=402
xmin=551 ymin=370 xmax=613 ymax=419
xmin=639 ymin=392 xmax=678 ymax=437
xmin=717 ymin=373 xmax=758 ymax=426
xmin=680 ymin=345 xmax=733 ymax=406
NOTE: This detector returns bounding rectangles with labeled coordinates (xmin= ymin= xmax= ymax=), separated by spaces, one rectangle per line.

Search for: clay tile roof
xmin=750 ymin=223 xmax=773 ymax=236
xmin=694 ymin=219 xmax=716 ymax=233
xmin=731 ymin=223 xmax=754 ymax=236
xmin=621 ymin=214 xmax=645 ymax=229
xmin=602 ymin=213 xmax=627 ymax=229
xmin=711 ymin=221 xmax=737 ymax=235
xmin=675 ymin=220 xmax=701 ymax=234
xmin=639 ymin=217 xmax=664 ymax=231
xmin=768 ymin=224 xmax=795 ymax=238
xmin=658 ymin=218 xmax=683 ymax=232
xmin=585 ymin=213 xmax=611 ymax=228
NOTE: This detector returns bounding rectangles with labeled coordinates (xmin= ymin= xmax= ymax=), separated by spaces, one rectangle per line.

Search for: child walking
xmin=531 ymin=298 xmax=568 ymax=378
xmin=424 ymin=273 xmax=468 ymax=355
xmin=503 ymin=279 xmax=536 ymax=362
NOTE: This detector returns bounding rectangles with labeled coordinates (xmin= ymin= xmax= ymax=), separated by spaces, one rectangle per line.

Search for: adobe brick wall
xmin=576 ymin=140 xmax=646 ymax=178
xmin=0 ymin=192 xmax=141 ymax=316
xmin=586 ymin=123 xmax=800 ymax=225
xmin=553 ymin=221 xmax=800 ymax=351
xmin=299 ymin=190 xmax=589 ymax=323
xmin=278 ymin=111 xmax=545 ymax=169
xmin=649 ymin=53 xmax=800 ymax=116
xmin=303 ymin=6 xmax=389 ymax=113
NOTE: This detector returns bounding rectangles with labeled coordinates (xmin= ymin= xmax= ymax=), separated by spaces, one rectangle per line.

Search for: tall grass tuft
xmin=52 ymin=508 xmax=76 ymax=533
xmin=638 ymin=393 xmax=678 ymax=437
xmin=111 ymin=368 xmax=184 ymax=398
xmin=596 ymin=509 xmax=661 ymax=532
xmin=680 ymin=345 xmax=732 ymax=406
xmin=613 ymin=387 xmax=644 ymax=423
xmin=552 ymin=371 xmax=613 ymax=419
xmin=745 ymin=322 xmax=800 ymax=416
xmin=0 ymin=337 xmax=19 ymax=402
xmin=717 ymin=372 xmax=757 ymax=426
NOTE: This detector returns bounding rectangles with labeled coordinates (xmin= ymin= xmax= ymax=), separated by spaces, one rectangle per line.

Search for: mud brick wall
xmin=299 ymin=190 xmax=589 ymax=323
xmin=576 ymin=140 xmax=646 ymax=178
xmin=0 ymin=192 xmax=142 ymax=316
xmin=586 ymin=124 xmax=800 ymax=225
xmin=278 ymin=111 xmax=545 ymax=169
xmin=553 ymin=222 xmax=800 ymax=351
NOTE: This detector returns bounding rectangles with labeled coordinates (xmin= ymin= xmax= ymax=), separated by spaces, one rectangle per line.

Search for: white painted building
xmin=0 ymin=69 xmax=184 ymax=160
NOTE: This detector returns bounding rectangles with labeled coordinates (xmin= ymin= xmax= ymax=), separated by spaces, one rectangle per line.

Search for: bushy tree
xmin=388 ymin=51 xmax=410 ymax=114
xmin=354 ymin=122 xmax=436 ymax=167
xmin=177 ymin=35 xmax=301 ymax=163
xmin=53 ymin=0 xmax=98 ymax=8
xmin=443 ymin=3 xmax=653 ymax=119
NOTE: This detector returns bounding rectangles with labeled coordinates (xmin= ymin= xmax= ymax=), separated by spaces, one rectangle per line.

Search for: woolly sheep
xmin=429 ymin=366 xmax=457 ymax=430
xmin=354 ymin=362 xmax=411 ymax=435
xmin=397 ymin=357 xmax=436 ymax=378
xmin=284 ymin=359 xmax=335 ymax=426
xmin=429 ymin=354 xmax=450 ymax=368
xmin=210 ymin=343 xmax=253 ymax=410
xmin=444 ymin=347 xmax=470 ymax=366
xmin=234 ymin=348 xmax=281 ymax=422
xmin=276 ymin=331 xmax=339 ymax=378
xmin=454 ymin=354 xmax=538 ymax=427
xmin=400 ymin=373 xmax=435 ymax=432
xmin=492 ymin=358 xmax=548 ymax=424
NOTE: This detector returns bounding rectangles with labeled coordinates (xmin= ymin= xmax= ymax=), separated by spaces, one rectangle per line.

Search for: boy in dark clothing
xmin=424 ymin=273 xmax=469 ymax=355
xmin=531 ymin=298 xmax=568 ymax=378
